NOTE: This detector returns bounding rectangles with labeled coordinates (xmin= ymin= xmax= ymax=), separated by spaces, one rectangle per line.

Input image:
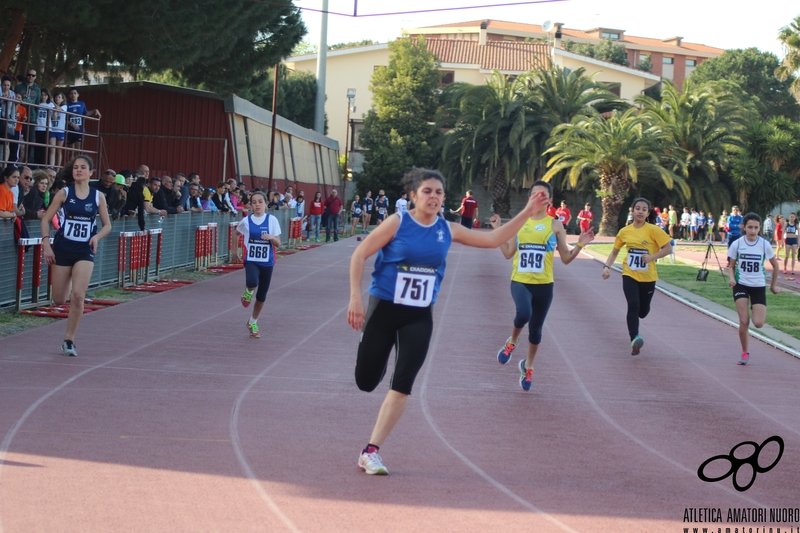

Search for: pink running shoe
xmin=738 ymin=352 xmax=749 ymax=365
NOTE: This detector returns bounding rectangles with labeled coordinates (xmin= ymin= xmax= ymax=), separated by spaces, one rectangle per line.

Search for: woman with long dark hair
xmin=601 ymin=197 xmax=673 ymax=356
xmin=40 ymin=155 xmax=111 ymax=356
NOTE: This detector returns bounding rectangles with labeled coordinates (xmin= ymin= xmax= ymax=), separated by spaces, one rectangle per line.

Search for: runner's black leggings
xmin=622 ymin=276 xmax=656 ymax=340
xmin=355 ymin=297 xmax=433 ymax=395
xmin=510 ymin=281 xmax=554 ymax=345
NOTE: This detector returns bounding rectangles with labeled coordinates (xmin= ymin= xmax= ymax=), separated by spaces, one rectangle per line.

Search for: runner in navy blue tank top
xmin=41 ymin=155 xmax=111 ymax=356
xmin=347 ymin=167 xmax=548 ymax=475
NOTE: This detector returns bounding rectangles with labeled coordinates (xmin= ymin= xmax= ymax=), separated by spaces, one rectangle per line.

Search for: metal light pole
xmin=314 ymin=0 xmax=328 ymax=134
xmin=342 ymin=88 xmax=355 ymax=202
xmin=268 ymin=63 xmax=280 ymax=193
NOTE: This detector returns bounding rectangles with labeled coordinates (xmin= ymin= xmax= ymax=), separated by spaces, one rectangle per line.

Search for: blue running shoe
xmin=497 ymin=337 xmax=516 ymax=364
xmin=518 ymin=358 xmax=533 ymax=391
xmin=631 ymin=335 xmax=644 ymax=356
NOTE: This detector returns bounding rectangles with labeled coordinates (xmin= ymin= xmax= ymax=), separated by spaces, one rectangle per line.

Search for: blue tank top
xmin=369 ymin=211 xmax=452 ymax=307
xmin=53 ymin=186 xmax=99 ymax=252
xmin=352 ymin=201 xmax=362 ymax=216
xmin=245 ymin=214 xmax=276 ymax=267
xmin=363 ymin=197 xmax=373 ymax=212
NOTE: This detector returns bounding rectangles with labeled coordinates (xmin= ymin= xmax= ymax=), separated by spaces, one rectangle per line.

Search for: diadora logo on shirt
xmin=436 ymin=229 xmax=445 ymax=243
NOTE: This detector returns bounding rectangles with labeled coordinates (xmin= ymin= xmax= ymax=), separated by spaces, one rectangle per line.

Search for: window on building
xmin=685 ymin=59 xmax=697 ymax=67
xmin=601 ymin=32 xmax=620 ymax=40
xmin=663 ymin=57 xmax=674 ymax=65
xmin=439 ymin=70 xmax=455 ymax=87
xmin=600 ymin=82 xmax=621 ymax=97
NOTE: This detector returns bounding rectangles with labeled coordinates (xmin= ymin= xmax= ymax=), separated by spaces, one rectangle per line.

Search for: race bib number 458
xmin=517 ymin=243 xmax=546 ymax=273
xmin=394 ymin=265 xmax=435 ymax=307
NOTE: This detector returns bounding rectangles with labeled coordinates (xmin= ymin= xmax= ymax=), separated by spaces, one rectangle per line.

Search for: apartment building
xmin=407 ymin=19 xmax=724 ymax=88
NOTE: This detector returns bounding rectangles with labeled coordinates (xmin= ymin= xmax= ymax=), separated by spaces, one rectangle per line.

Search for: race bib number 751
xmin=394 ymin=265 xmax=435 ymax=307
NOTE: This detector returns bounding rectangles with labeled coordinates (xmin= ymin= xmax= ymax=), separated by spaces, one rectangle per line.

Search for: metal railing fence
xmin=1 ymin=208 xmax=302 ymax=309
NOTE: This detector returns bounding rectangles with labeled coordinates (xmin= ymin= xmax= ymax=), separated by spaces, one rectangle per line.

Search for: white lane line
xmin=0 ymin=253 xmax=350 ymax=533
xmin=418 ymin=246 xmax=581 ymax=533
xmin=583 ymin=257 xmax=800 ymax=438
xmin=228 ymin=304 xmax=348 ymax=533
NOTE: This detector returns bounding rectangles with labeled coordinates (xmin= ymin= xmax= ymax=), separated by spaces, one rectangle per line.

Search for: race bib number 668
xmin=394 ymin=265 xmax=435 ymax=307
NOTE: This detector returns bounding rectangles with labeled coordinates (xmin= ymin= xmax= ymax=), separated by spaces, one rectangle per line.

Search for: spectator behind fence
xmin=0 ymin=166 xmax=24 ymax=219
xmin=123 ymin=176 xmax=147 ymax=230
xmin=143 ymin=177 xmax=169 ymax=217
xmin=18 ymin=166 xmax=32 ymax=203
xmin=23 ymin=170 xmax=49 ymax=219
xmin=307 ymin=191 xmax=323 ymax=242
xmin=90 ymin=169 xmax=120 ymax=214
xmin=0 ymin=77 xmax=16 ymax=158
xmin=295 ymin=191 xmax=305 ymax=218
xmin=211 ymin=182 xmax=231 ymax=213
xmin=267 ymin=191 xmax=280 ymax=210
xmin=66 ymin=87 xmax=101 ymax=153
xmin=186 ymin=184 xmax=204 ymax=212
xmin=33 ymin=89 xmax=54 ymax=166
xmin=175 ymin=173 xmax=190 ymax=211
xmin=9 ymin=94 xmax=26 ymax=163
xmin=200 ymin=188 xmax=217 ymax=211
xmin=15 ymin=68 xmax=40 ymax=164
xmin=324 ymin=188 xmax=343 ymax=243
xmin=48 ymin=92 xmax=67 ymax=167
xmin=158 ymin=175 xmax=183 ymax=214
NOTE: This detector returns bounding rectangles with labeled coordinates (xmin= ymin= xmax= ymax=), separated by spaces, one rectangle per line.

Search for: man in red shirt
xmin=451 ymin=190 xmax=478 ymax=229
xmin=578 ymin=203 xmax=594 ymax=234
xmin=324 ymin=188 xmax=343 ymax=242
xmin=555 ymin=201 xmax=571 ymax=230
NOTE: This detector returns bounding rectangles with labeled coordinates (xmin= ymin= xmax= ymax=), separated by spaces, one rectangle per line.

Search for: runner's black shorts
xmin=732 ymin=283 xmax=766 ymax=307
xmin=355 ymin=296 xmax=433 ymax=396
xmin=54 ymin=248 xmax=94 ymax=267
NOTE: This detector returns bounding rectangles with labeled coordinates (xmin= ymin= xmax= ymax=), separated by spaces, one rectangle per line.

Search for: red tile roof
xmin=414 ymin=20 xmax=724 ymax=55
xmin=425 ymin=39 xmax=550 ymax=71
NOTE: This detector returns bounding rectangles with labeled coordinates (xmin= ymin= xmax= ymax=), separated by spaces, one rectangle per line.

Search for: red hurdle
xmin=15 ymin=237 xmax=46 ymax=312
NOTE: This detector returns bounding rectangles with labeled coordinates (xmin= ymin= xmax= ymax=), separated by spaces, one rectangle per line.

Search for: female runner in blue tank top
xmin=347 ymin=168 xmax=548 ymax=475
xmin=40 ymin=155 xmax=111 ymax=356
xmin=237 ymin=191 xmax=281 ymax=339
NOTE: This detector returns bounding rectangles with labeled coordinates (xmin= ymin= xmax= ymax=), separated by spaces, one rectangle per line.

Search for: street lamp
xmin=342 ymin=88 xmax=356 ymax=202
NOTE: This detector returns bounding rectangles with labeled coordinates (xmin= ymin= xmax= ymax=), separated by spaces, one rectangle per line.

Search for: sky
xmin=294 ymin=0 xmax=797 ymax=59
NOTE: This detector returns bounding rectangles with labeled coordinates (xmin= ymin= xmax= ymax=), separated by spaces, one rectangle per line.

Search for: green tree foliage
xmin=292 ymin=41 xmax=319 ymax=56
xmin=248 ymin=66 xmax=319 ymax=131
xmin=356 ymin=36 xmax=440 ymax=198
xmin=544 ymin=109 xmax=689 ymax=236
xmin=437 ymin=63 xmax=624 ymax=216
xmin=776 ymin=15 xmax=800 ymax=99
xmin=329 ymin=40 xmax=378 ymax=51
xmin=729 ymin=117 xmax=800 ymax=215
xmin=562 ymin=39 xmax=629 ymax=66
xmin=637 ymin=56 xmax=652 ymax=73
xmin=690 ymin=48 xmax=800 ymax=120
xmin=636 ymin=80 xmax=744 ymax=214
xmin=0 ymin=0 xmax=306 ymax=96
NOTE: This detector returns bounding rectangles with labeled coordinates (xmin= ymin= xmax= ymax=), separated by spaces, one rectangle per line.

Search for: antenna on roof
xmin=542 ymin=20 xmax=554 ymax=33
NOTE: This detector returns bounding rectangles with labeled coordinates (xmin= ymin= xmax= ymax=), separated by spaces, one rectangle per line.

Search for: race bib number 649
xmin=394 ymin=265 xmax=435 ymax=307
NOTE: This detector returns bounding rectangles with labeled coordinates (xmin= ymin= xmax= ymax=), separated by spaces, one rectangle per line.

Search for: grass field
xmin=586 ymin=243 xmax=800 ymax=341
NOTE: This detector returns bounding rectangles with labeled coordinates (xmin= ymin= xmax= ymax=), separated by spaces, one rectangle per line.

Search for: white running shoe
xmin=358 ymin=450 xmax=389 ymax=475
xmin=61 ymin=340 xmax=78 ymax=357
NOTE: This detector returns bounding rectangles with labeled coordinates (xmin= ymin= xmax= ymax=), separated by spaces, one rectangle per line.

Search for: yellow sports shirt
xmin=511 ymin=217 xmax=557 ymax=285
xmin=614 ymin=223 xmax=672 ymax=282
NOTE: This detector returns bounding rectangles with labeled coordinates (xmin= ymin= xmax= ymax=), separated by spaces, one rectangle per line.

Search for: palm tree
xmin=543 ymin=109 xmax=689 ymax=235
xmin=438 ymin=71 xmax=542 ymax=216
xmin=776 ymin=15 xmax=800 ymax=98
xmin=636 ymin=80 xmax=744 ymax=214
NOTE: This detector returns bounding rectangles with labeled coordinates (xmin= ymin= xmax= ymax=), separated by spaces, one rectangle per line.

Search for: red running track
xmin=1 ymin=239 xmax=799 ymax=532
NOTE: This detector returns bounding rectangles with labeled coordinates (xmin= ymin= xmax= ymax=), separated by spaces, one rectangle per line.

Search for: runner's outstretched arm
xmin=451 ymin=192 xmax=548 ymax=248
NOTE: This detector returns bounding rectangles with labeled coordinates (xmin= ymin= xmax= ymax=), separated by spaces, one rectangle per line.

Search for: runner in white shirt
xmin=727 ymin=212 xmax=780 ymax=365
xmin=394 ymin=192 xmax=408 ymax=213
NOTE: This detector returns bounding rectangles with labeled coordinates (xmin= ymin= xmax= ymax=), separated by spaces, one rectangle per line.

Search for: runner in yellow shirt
xmin=601 ymin=197 xmax=672 ymax=355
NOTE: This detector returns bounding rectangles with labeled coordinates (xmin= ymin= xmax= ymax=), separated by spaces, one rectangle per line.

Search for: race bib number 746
xmin=394 ymin=265 xmax=435 ymax=307
xmin=627 ymin=248 xmax=648 ymax=271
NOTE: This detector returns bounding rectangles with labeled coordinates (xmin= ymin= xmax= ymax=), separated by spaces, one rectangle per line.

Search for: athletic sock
xmin=245 ymin=288 xmax=254 ymax=296
xmin=249 ymin=317 xmax=257 ymax=325
xmin=363 ymin=444 xmax=379 ymax=454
